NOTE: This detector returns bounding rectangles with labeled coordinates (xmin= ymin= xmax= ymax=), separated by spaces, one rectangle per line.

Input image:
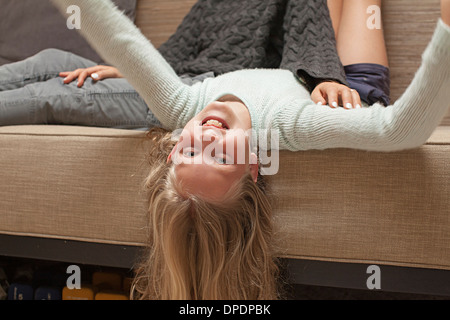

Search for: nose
xmin=200 ymin=128 xmax=226 ymax=163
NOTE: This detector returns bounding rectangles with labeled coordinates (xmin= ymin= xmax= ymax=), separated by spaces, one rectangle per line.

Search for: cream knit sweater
xmin=52 ymin=0 xmax=450 ymax=152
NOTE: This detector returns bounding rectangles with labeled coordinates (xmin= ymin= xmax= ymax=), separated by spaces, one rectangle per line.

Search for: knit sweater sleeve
xmin=50 ymin=0 xmax=197 ymax=130
xmin=277 ymin=19 xmax=450 ymax=152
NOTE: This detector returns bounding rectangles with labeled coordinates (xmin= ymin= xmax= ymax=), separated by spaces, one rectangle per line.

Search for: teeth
xmin=204 ymin=119 xmax=223 ymax=128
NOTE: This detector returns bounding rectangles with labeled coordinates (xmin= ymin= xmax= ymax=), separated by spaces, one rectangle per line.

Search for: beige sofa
xmin=1 ymin=0 xmax=449 ymax=296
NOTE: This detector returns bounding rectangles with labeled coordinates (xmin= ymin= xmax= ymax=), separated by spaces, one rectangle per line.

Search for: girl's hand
xmin=59 ymin=65 xmax=123 ymax=88
xmin=311 ymin=81 xmax=362 ymax=109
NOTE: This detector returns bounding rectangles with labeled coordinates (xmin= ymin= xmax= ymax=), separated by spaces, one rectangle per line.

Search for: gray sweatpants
xmin=0 ymin=48 xmax=212 ymax=129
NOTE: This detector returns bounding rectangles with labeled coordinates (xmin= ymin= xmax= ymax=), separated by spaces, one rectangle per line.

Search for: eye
xmin=182 ymin=148 xmax=198 ymax=158
xmin=215 ymin=154 xmax=233 ymax=165
xmin=184 ymin=151 xmax=197 ymax=157
xmin=215 ymin=157 xmax=227 ymax=164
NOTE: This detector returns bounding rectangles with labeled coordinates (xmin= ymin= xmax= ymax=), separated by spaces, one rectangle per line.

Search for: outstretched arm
xmin=279 ymin=18 xmax=450 ymax=152
xmin=50 ymin=0 xmax=196 ymax=130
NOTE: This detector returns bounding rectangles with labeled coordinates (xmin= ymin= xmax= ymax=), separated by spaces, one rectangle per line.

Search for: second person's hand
xmin=59 ymin=65 xmax=123 ymax=87
xmin=311 ymin=81 xmax=362 ymax=109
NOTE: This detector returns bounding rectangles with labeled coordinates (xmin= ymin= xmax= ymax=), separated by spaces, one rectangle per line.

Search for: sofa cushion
xmin=0 ymin=125 xmax=149 ymax=246
xmin=0 ymin=125 xmax=449 ymax=270
xmin=0 ymin=0 xmax=137 ymax=66
xmin=270 ymin=126 xmax=450 ymax=270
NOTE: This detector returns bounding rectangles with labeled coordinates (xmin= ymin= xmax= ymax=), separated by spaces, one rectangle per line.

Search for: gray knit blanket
xmin=158 ymin=0 xmax=347 ymax=91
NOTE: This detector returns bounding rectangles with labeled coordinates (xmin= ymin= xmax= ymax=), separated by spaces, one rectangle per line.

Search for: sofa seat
xmin=1 ymin=125 xmax=449 ymax=271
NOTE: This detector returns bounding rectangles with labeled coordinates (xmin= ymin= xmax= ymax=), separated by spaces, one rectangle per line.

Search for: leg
xmin=335 ymin=0 xmax=389 ymax=67
xmin=0 ymin=48 xmax=160 ymax=128
xmin=0 ymin=75 xmax=159 ymax=129
xmin=442 ymin=0 xmax=450 ymax=26
xmin=0 ymin=48 xmax=96 ymax=91
xmin=330 ymin=0 xmax=391 ymax=106
xmin=327 ymin=0 xmax=343 ymax=40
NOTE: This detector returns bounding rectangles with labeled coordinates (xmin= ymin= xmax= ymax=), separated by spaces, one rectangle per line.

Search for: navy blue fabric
xmin=344 ymin=63 xmax=390 ymax=106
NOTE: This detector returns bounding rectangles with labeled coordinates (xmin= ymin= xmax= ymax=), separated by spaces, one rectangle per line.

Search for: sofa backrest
xmin=135 ymin=0 xmax=197 ymax=50
xmin=135 ymin=0 xmax=448 ymax=124
xmin=0 ymin=0 xmax=138 ymax=66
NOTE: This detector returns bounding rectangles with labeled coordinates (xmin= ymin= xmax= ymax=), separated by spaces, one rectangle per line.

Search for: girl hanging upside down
xmin=46 ymin=0 xmax=450 ymax=299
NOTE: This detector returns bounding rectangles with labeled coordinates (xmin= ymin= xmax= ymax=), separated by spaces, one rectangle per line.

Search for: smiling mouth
xmin=201 ymin=117 xmax=229 ymax=130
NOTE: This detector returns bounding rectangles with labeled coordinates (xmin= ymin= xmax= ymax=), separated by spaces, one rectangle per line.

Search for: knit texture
xmin=51 ymin=0 xmax=450 ymax=153
xmin=158 ymin=0 xmax=348 ymax=91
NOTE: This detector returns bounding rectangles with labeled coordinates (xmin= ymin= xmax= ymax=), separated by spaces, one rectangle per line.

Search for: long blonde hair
xmin=131 ymin=128 xmax=279 ymax=300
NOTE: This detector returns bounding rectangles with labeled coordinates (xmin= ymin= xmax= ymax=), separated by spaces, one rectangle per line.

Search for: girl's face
xmin=167 ymin=95 xmax=258 ymax=201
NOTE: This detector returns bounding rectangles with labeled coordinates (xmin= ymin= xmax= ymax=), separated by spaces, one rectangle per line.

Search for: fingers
xmin=327 ymin=88 xmax=339 ymax=109
xmin=76 ymin=69 xmax=91 ymax=87
xmin=58 ymin=66 xmax=106 ymax=87
xmin=313 ymin=82 xmax=363 ymax=109
xmin=341 ymin=89 xmax=362 ymax=109
xmin=59 ymin=69 xmax=81 ymax=84
xmin=59 ymin=68 xmax=90 ymax=87
xmin=351 ymin=89 xmax=362 ymax=109
xmin=91 ymin=67 xmax=118 ymax=81
xmin=310 ymin=87 xmax=327 ymax=106
xmin=341 ymin=88 xmax=360 ymax=109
